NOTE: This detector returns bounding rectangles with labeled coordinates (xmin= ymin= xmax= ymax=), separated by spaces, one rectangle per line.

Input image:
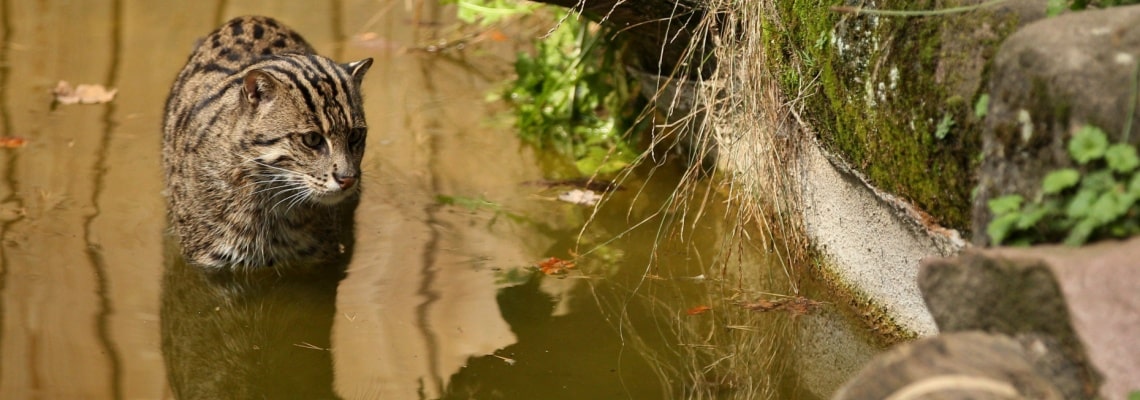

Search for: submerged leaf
xmin=53 ymin=81 xmax=117 ymax=105
xmin=0 ymin=137 xmax=27 ymax=148
xmin=686 ymin=305 xmax=712 ymax=315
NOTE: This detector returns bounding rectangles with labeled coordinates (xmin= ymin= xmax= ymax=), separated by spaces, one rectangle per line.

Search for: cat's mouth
xmin=310 ymin=185 xmax=358 ymax=205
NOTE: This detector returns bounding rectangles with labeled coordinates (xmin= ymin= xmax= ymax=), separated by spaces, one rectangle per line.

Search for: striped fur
xmin=163 ymin=16 xmax=372 ymax=269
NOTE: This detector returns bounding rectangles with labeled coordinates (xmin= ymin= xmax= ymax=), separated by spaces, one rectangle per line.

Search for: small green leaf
xmin=987 ymin=213 xmax=1020 ymax=245
xmin=1016 ymin=204 xmax=1050 ymax=229
xmin=1042 ymin=168 xmax=1080 ymax=194
xmin=1129 ymin=173 xmax=1140 ymax=196
xmin=974 ymin=94 xmax=990 ymax=118
xmin=1069 ymin=125 xmax=1110 ymax=164
xmin=1081 ymin=170 xmax=1116 ymax=192
xmin=1066 ymin=189 xmax=1098 ymax=219
xmin=1105 ymin=144 xmax=1140 ymax=173
xmin=935 ymin=114 xmax=954 ymax=140
xmin=1064 ymin=218 xmax=1098 ymax=246
xmin=1046 ymin=0 xmax=1067 ymax=16
xmin=988 ymin=195 xmax=1024 ymax=216
xmin=1089 ymin=191 xmax=1123 ymax=224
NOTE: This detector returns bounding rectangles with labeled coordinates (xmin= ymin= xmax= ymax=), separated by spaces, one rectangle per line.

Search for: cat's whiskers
xmin=267 ymin=185 xmax=313 ymax=214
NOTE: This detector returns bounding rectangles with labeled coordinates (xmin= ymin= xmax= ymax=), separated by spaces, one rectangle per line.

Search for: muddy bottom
xmin=0 ymin=2 xmax=883 ymax=399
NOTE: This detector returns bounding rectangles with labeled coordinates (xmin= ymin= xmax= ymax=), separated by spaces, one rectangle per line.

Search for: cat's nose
xmin=334 ymin=174 xmax=357 ymax=190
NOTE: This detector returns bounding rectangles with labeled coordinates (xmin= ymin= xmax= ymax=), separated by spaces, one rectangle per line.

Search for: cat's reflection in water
xmin=160 ymin=211 xmax=355 ymax=400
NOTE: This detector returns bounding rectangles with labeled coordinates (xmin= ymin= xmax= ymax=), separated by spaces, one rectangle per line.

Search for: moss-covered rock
xmin=765 ymin=0 xmax=1043 ymax=231
xmin=974 ymin=4 xmax=1140 ymax=244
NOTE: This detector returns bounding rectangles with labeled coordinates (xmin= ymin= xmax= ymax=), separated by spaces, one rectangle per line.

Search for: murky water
xmin=0 ymin=1 xmax=885 ymax=399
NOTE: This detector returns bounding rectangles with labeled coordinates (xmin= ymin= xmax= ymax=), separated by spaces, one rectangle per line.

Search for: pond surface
xmin=0 ymin=1 xmax=884 ymax=399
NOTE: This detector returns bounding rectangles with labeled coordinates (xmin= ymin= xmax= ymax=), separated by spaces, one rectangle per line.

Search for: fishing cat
xmin=163 ymin=16 xmax=372 ymax=269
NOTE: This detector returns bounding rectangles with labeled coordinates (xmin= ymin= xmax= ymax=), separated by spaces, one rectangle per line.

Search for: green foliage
xmin=483 ymin=10 xmax=639 ymax=176
xmin=1049 ymin=0 xmax=1140 ymax=16
xmin=444 ymin=0 xmax=537 ymax=26
xmin=1069 ymin=125 xmax=1109 ymax=164
xmin=935 ymin=113 xmax=954 ymax=140
xmin=988 ymin=125 xmax=1140 ymax=246
xmin=974 ymin=94 xmax=990 ymax=118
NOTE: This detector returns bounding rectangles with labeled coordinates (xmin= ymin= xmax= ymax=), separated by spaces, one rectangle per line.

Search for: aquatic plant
xmin=449 ymin=0 xmax=641 ymax=176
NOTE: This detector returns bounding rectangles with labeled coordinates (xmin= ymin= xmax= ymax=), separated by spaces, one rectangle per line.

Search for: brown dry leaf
xmin=686 ymin=305 xmax=712 ymax=315
xmin=739 ymin=299 xmax=779 ymax=312
xmin=536 ymin=256 xmax=575 ymax=276
xmin=0 ymin=137 xmax=27 ymax=148
xmin=739 ymin=296 xmax=822 ymax=316
xmin=53 ymin=81 xmax=117 ymax=105
xmin=781 ymin=297 xmax=823 ymax=316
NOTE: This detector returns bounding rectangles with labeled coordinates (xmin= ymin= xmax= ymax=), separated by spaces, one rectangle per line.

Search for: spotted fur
xmin=163 ymin=16 xmax=373 ymax=269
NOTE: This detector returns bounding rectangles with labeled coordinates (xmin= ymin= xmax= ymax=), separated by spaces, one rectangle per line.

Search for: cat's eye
xmin=301 ymin=131 xmax=324 ymax=149
xmin=349 ymin=127 xmax=367 ymax=146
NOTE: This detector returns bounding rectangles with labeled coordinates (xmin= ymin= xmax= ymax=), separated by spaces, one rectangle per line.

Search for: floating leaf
xmin=557 ymin=189 xmax=602 ymax=206
xmin=1105 ymin=144 xmax=1140 ymax=173
xmin=0 ymin=137 xmax=26 ymax=148
xmin=1068 ymin=125 xmax=1109 ymax=164
xmin=53 ymin=81 xmax=117 ymax=105
xmin=1042 ymin=168 xmax=1080 ymax=194
xmin=686 ymin=305 xmax=711 ymax=315
xmin=536 ymin=256 xmax=575 ymax=275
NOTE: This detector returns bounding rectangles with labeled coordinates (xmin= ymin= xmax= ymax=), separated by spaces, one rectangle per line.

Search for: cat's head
xmin=235 ymin=54 xmax=373 ymax=208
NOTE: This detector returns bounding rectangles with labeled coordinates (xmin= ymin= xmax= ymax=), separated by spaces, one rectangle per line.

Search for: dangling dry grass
xmin=570 ymin=0 xmax=835 ymax=397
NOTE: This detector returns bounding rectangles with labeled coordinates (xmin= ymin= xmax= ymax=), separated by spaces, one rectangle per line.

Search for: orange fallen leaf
xmin=536 ymin=256 xmax=575 ymax=275
xmin=0 ymin=137 xmax=26 ymax=148
xmin=53 ymin=81 xmax=117 ymax=105
xmin=483 ymin=29 xmax=508 ymax=42
xmin=686 ymin=305 xmax=711 ymax=315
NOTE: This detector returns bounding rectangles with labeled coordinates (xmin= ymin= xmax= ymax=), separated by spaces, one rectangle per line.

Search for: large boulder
xmin=974 ymin=5 xmax=1140 ymax=244
xmin=836 ymin=237 xmax=1140 ymax=399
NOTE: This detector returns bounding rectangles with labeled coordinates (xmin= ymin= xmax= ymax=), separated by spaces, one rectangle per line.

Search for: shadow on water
xmin=160 ymin=198 xmax=357 ymax=400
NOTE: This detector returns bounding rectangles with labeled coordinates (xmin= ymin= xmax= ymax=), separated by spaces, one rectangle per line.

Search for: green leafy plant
xmin=451 ymin=1 xmax=640 ymax=177
xmin=1048 ymin=0 xmax=1140 ymax=16
xmin=988 ymin=125 xmax=1140 ymax=245
xmin=444 ymin=0 xmax=538 ymax=26
xmin=502 ymin=13 xmax=639 ymax=176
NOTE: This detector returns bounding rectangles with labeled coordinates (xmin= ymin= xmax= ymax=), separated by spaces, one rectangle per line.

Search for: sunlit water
xmin=0 ymin=2 xmax=884 ymax=399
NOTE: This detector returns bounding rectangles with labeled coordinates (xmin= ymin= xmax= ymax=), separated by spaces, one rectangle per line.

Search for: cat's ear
xmin=345 ymin=58 xmax=373 ymax=87
xmin=242 ymin=69 xmax=279 ymax=107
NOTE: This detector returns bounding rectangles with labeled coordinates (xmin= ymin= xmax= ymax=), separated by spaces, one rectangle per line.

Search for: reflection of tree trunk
xmin=529 ymin=0 xmax=714 ymax=78
xmin=161 ymin=200 xmax=356 ymax=400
